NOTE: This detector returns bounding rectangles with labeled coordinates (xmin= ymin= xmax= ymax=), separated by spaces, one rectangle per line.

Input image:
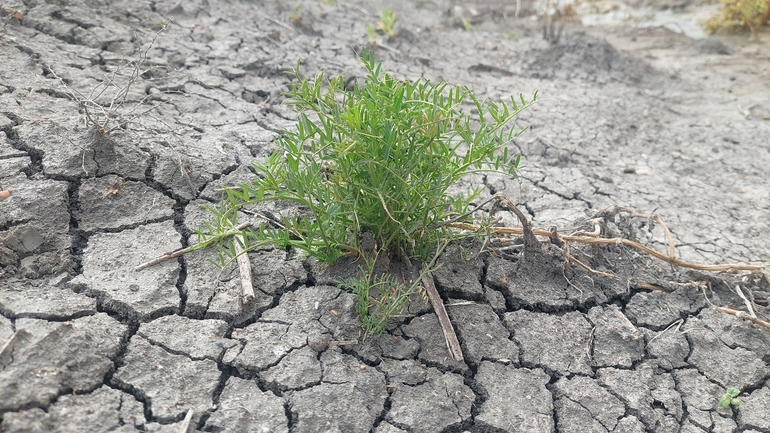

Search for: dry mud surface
xmin=1 ymin=0 xmax=770 ymax=432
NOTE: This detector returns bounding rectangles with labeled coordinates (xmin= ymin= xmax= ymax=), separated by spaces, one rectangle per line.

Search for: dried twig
xmin=47 ymin=21 xmax=171 ymax=135
xmin=135 ymin=220 xmax=253 ymax=271
xmin=264 ymin=16 xmax=297 ymax=33
xmin=176 ymin=409 xmax=193 ymax=433
xmin=0 ymin=329 xmax=30 ymax=366
xmin=634 ymin=281 xmax=670 ymax=292
xmin=421 ymin=273 xmax=464 ymax=362
xmin=449 ymin=223 xmax=769 ymax=273
xmin=734 ymin=285 xmax=757 ymax=318
xmin=696 ymin=281 xmax=770 ymax=329
xmin=233 ymin=233 xmax=255 ymax=304
xmin=718 ymin=307 xmax=770 ymax=329
xmin=329 ymin=339 xmax=359 ymax=346
xmin=646 ymin=319 xmax=685 ymax=347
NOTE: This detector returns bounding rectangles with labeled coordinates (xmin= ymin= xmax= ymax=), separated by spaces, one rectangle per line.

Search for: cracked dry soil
xmin=1 ymin=0 xmax=770 ymax=432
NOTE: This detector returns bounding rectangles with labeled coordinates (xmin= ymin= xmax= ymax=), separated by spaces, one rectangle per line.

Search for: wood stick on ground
xmin=449 ymin=223 xmax=769 ymax=273
xmin=608 ymin=207 xmax=677 ymax=259
xmin=634 ymin=281 xmax=670 ymax=292
xmin=717 ymin=307 xmax=770 ymax=329
xmin=654 ymin=214 xmax=676 ymax=260
xmin=233 ymin=233 xmax=255 ymax=304
xmin=421 ymin=273 xmax=464 ymax=362
xmin=0 ymin=329 xmax=30 ymax=366
xmin=135 ymin=220 xmax=253 ymax=271
xmin=734 ymin=285 xmax=757 ymax=318
xmin=176 ymin=409 xmax=193 ymax=433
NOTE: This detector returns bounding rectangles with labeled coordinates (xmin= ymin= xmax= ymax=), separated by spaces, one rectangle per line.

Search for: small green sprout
xmin=2 ymin=7 xmax=23 ymax=20
xmin=289 ymin=6 xmax=303 ymax=26
xmin=341 ymin=253 xmax=420 ymax=335
xmin=378 ymin=7 xmax=397 ymax=38
xmin=461 ymin=17 xmax=473 ymax=31
xmin=366 ymin=23 xmax=377 ymax=44
xmin=719 ymin=388 xmax=741 ymax=409
xmin=504 ymin=29 xmax=522 ymax=40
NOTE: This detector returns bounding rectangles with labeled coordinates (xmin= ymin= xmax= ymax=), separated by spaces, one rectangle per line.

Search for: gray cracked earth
xmin=1 ymin=0 xmax=770 ymax=432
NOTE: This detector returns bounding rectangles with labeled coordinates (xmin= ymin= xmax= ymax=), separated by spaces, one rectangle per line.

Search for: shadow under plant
xmin=1 ymin=0 xmax=770 ymax=432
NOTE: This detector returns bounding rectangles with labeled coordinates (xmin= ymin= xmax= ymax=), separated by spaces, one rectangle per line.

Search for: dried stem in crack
xmin=421 ymin=272 xmax=464 ymax=362
xmin=177 ymin=409 xmax=193 ymax=433
xmin=499 ymin=196 xmax=542 ymax=256
xmin=233 ymin=232 xmax=255 ymax=304
xmin=0 ymin=329 xmax=31 ymax=365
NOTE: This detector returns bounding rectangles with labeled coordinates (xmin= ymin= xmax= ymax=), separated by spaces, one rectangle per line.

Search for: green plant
xmin=705 ymin=0 xmax=770 ymax=36
xmin=366 ymin=23 xmax=377 ymax=44
xmin=341 ymin=237 xmax=449 ymax=335
xmin=342 ymin=251 xmax=415 ymax=334
xmin=378 ymin=7 xmax=398 ymax=38
xmin=719 ymin=387 xmax=741 ymax=408
xmin=346 ymin=270 xmax=410 ymax=334
xmin=203 ymin=49 xmax=535 ymax=331
xmin=461 ymin=17 xmax=473 ymax=31
xmin=289 ymin=6 xmax=303 ymax=26
xmin=504 ymin=29 xmax=522 ymax=40
xmin=2 ymin=7 xmax=23 ymax=20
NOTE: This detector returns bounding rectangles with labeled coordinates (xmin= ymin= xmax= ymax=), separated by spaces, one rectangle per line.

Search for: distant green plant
xmin=202 ymin=49 xmax=535 ymax=332
xmin=504 ymin=29 xmax=522 ymax=40
xmin=366 ymin=23 xmax=377 ymax=44
xmin=705 ymin=0 xmax=770 ymax=36
xmin=2 ymin=7 xmax=23 ymax=19
xmin=289 ymin=6 xmax=303 ymax=26
xmin=378 ymin=7 xmax=398 ymax=38
xmin=461 ymin=17 xmax=473 ymax=31
xmin=719 ymin=387 xmax=741 ymax=408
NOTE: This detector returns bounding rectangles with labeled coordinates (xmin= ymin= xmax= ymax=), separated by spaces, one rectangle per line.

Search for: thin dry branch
xmin=421 ymin=273 xmax=464 ymax=362
xmin=177 ymin=409 xmax=193 ymax=433
xmin=734 ymin=285 xmax=757 ymax=318
xmin=718 ymin=307 xmax=770 ymax=329
xmin=233 ymin=233 xmax=255 ymax=304
xmin=449 ymin=223 xmax=768 ymax=273
xmin=135 ymin=220 xmax=253 ymax=271
xmin=47 ymin=21 xmax=171 ymax=135
xmin=0 ymin=329 xmax=30 ymax=365
xmin=634 ymin=281 xmax=670 ymax=292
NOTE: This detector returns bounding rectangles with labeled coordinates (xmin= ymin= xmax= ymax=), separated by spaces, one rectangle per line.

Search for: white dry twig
xmin=735 ymin=285 xmax=757 ymax=318
xmin=176 ymin=409 xmax=193 ymax=433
